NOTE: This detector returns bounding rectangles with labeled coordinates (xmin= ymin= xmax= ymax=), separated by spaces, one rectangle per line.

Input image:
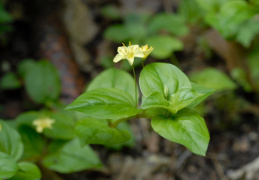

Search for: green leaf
xmin=236 ymin=17 xmax=259 ymax=47
xmin=104 ymin=24 xmax=131 ymax=42
xmin=248 ymin=47 xmax=259 ymax=88
xmin=0 ymin=152 xmax=18 ymax=179
xmin=179 ymin=0 xmax=205 ymax=24
xmin=231 ymin=68 xmax=252 ymax=92
xmin=0 ymin=3 xmax=13 ymax=23
xmin=0 ymin=72 xmax=21 ymax=89
xmin=75 ymin=118 xmax=130 ymax=146
xmin=195 ymin=0 xmax=228 ymax=12
xmin=190 ymin=68 xmax=237 ymax=91
xmin=151 ymin=108 xmax=210 ymax=156
xmin=14 ymin=111 xmax=40 ymax=128
xmin=18 ymin=59 xmax=36 ymax=78
xmin=169 ymin=88 xmax=201 ymax=113
xmin=24 ymin=60 xmax=61 ymax=104
xmin=65 ymin=88 xmax=142 ymax=120
xmin=187 ymin=83 xmax=215 ymax=108
xmin=148 ymin=13 xmax=188 ymax=36
xmin=9 ymin=162 xmax=41 ymax=180
xmin=18 ymin=126 xmax=44 ymax=160
xmin=105 ymin=122 xmax=135 ymax=150
xmin=139 ymin=63 xmax=191 ymax=97
xmin=145 ymin=35 xmax=183 ymax=59
xmin=43 ymin=138 xmax=102 ymax=173
xmin=0 ymin=120 xmax=24 ymax=161
xmin=141 ymin=91 xmax=170 ymax=110
xmin=87 ymin=68 xmax=136 ymax=99
xmin=43 ymin=112 xmax=76 ymax=140
xmin=100 ymin=5 xmax=120 ymax=20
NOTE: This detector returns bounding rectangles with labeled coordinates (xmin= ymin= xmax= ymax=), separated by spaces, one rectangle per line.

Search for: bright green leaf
xmin=0 ymin=72 xmax=21 ymax=89
xmin=169 ymin=88 xmax=201 ymax=113
xmin=190 ymin=68 xmax=237 ymax=91
xmin=43 ymin=138 xmax=102 ymax=173
xmin=187 ymin=83 xmax=215 ymax=108
xmin=141 ymin=91 xmax=170 ymax=110
xmin=75 ymin=118 xmax=130 ymax=146
xmin=65 ymin=88 xmax=142 ymax=120
xmin=146 ymin=35 xmax=183 ymax=59
xmin=87 ymin=68 xmax=136 ymax=99
xmin=9 ymin=162 xmax=41 ymax=180
xmin=0 ymin=120 xmax=24 ymax=161
xmin=151 ymin=108 xmax=210 ymax=156
xmin=0 ymin=152 xmax=18 ymax=179
xmin=139 ymin=63 xmax=191 ymax=97
xmin=24 ymin=60 xmax=61 ymax=104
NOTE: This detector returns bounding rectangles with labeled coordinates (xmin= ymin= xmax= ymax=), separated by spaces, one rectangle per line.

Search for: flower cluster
xmin=113 ymin=42 xmax=153 ymax=65
xmin=33 ymin=117 xmax=55 ymax=133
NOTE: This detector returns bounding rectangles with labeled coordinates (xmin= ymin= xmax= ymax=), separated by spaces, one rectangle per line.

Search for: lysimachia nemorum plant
xmin=65 ymin=42 xmax=214 ymax=156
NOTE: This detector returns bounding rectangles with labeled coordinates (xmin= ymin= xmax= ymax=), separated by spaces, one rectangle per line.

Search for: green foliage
xmin=190 ymin=68 xmax=237 ymax=91
xmin=87 ymin=68 xmax=136 ymax=99
xmin=0 ymin=2 xmax=13 ymax=35
xmin=148 ymin=13 xmax=188 ymax=36
xmin=8 ymin=162 xmax=41 ymax=180
xmin=18 ymin=125 xmax=44 ymax=160
xmin=24 ymin=60 xmax=61 ymax=104
xmin=65 ymin=88 xmax=142 ymax=120
xmin=67 ymin=62 xmax=213 ymax=156
xmin=101 ymin=5 xmax=120 ymax=20
xmin=195 ymin=0 xmax=259 ymax=47
xmin=151 ymin=109 xmax=210 ymax=156
xmin=0 ymin=152 xmax=18 ymax=179
xmin=0 ymin=72 xmax=21 ymax=89
xmin=75 ymin=118 xmax=130 ymax=146
xmin=145 ymin=35 xmax=183 ymax=59
xmin=104 ymin=12 xmax=187 ymax=59
xmin=0 ymin=120 xmax=24 ymax=161
xmin=42 ymin=139 xmax=102 ymax=173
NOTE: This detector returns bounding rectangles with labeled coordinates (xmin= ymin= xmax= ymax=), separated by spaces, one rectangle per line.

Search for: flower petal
xmin=134 ymin=48 xmax=145 ymax=58
xmin=117 ymin=46 xmax=127 ymax=55
xmin=127 ymin=57 xmax=134 ymax=65
xmin=113 ymin=54 xmax=124 ymax=63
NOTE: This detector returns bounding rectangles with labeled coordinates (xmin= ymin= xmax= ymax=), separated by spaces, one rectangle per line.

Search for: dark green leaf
xmin=9 ymin=162 xmax=41 ymax=180
xmin=141 ymin=91 xmax=170 ymax=110
xmin=43 ymin=138 xmax=102 ymax=173
xmin=151 ymin=108 xmax=210 ymax=156
xmin=66 ymin=88 xmax=142 ymax=120
xmin=0 ymin=152 xmax=18 ymax=179
xmin=18 ymin=126 xmax=44 ymax=160
xmin=0 ymin=72 xmax=21 ymax=89
xmin=0 ymin=120 xmax=24 ymax=161
xmin=76 ymin=118 xmax=130 ymax=146
xmin=24 ymin=60 xmax=61 ymax=104
xmin=18 ymin=59 xmax=36 ymax=78
xmin=43 ymin=112 xmax=76 ymax=140
xmin=104 ymin=24 xmax=131 ymax=42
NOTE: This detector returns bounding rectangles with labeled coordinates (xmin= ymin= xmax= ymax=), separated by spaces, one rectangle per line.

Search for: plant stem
xmin=132 ymin=66 xmax=138 ymax=108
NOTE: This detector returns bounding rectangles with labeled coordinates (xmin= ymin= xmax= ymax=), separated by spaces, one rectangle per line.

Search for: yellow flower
xmin=32 ymin=117 xmax=55 ymax=133
xmin=140 ymin=44 xmax=154 ymax=59
xmin=113 ymin=42 xmax=144 ymax=65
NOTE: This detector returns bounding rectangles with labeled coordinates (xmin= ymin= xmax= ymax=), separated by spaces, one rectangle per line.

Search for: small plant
xmin=66 ymin=42 xmax=214 ymax=156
